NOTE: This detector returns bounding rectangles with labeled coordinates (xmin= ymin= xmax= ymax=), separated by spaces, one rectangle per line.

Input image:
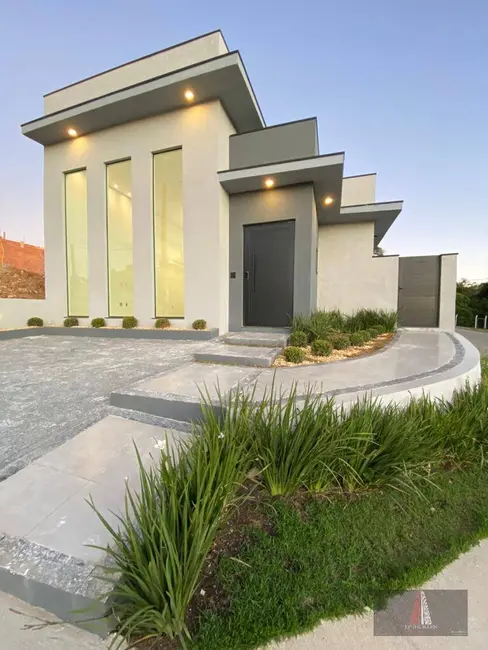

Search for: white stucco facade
xmin=317 ymin=222 xmax=399 ymax=314
xmin=341 ymin=174 xmax=376 ymax=206
xmin=40 ymin=99 xmax=234 ymax=331
xmin=43 ymin=32 xmax=228 ymax=114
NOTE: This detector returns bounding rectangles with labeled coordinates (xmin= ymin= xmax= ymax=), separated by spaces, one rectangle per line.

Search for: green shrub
xmin=329 ymin=333 xmax=351 ymax=350
xmin=289 ymin=331 xmax=307 ymax=347
xmin=91 ymin=397 xmax=249 ymax=646
xmin=91 ymin=317 xmax=105 ymax=328
xmin=344 ymin=308 xmax=397 ymax=333
xmin=122 ymin=316 xmax=138 ymax=329
xmin=63 ymin=317 xmax=79 ymax=327
xmin=192 ymin=319 xmax=207 ymax=330
xmin=372 ymin=325 xmax=386 ymax=335
xmin=349 ymin=331 xmax=369 ymax=346
xmin=284 ymin=346 xmax=306 ymax=363
xmin=291 ymin=310 xmax=344 ymax=342
xmin=367 ymin=328 xmax=380 ymax=339
xmin=27 ymin=317 xmax=43 ymax=327
xmin=155 ymin=317 xmax=171 ymax=329
xmin=311 ymin=339 xmax=333 ymax=356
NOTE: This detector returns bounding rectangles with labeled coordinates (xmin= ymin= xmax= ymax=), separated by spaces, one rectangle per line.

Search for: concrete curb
xmin=0 ymin=327 xmax=219 ymax=341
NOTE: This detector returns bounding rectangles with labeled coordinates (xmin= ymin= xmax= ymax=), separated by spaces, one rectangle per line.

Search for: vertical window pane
xmin=153 ymin=149 xmax=184 ymax=317
xmin=107 ymin=160 xmax=133 ymax=316
xmin=65 ymin=170 xmax=88 ymax=316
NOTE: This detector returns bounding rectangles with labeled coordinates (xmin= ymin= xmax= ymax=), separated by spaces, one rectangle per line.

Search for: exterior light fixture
xmin=264 ymin=178 xmax=275 ymax=189
xmin=323 ymin=196 xmax=334 ymax=206
xmin=184 ymin=89 xmax=195 ymax=101
xmin=67 ymin=128 xmax=78 ymax=137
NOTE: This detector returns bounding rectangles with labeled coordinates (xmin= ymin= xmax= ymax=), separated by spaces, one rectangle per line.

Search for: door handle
xmin=244 ymin=271 xmax=249 ymax=280
xmin=252 ymin=254 xmax=256 ymax=292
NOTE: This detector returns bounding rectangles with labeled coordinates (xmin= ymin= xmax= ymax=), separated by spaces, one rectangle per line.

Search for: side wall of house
xmin=438 ymin=253 xmax=458 ymax=330
xmin=317 ymin=222 xmax=399 ymax=314
xmin=228 ymin=184 xmax=317 ymax=330
xmin=34 ymin=99 xmax=235 ymax=332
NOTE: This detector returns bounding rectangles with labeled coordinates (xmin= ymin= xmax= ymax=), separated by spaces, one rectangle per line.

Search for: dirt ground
xmin=0 ymin=266 xmax=45 ymax=299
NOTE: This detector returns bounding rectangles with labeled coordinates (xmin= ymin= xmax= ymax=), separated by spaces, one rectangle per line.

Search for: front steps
xmin=193 ymin=330 xmax=289 ymax=368
xmin=194 ymin=343 xmax=280 ymax=367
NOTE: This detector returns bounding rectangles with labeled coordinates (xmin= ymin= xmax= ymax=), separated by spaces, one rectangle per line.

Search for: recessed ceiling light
xmin=67 ymin=128 xmax=78 ymax=137
xmin=264 ymin=178 xmax=275 ymax=189
xmin=113 ymin=184 xmax=119 ymax=190
xmin=128 ymin=191 xmax=132 ymax=197
xmin=184 ymin=89 xmax=195 ymax=101
xmin=323 ymin=196 xmax=334 ymax=206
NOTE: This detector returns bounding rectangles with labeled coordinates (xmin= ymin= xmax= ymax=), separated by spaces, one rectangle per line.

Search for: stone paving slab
xmin=0 ymin=336 xmax=204 ymax=480
xmin=0 ymin=415 xmax=190 ymax=632
xmin=194 ymin=344 xmax=280 ymax=367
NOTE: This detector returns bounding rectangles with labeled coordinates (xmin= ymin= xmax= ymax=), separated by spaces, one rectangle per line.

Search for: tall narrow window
xmin=153 ymin=149 xmax=184 ymax=317
xmin=65 ymin=169 xmax=88 ymax=316
xmin=107 ymin=160 xmax=133 ymax=316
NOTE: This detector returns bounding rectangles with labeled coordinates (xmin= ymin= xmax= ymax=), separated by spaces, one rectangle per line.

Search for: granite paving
xmin=0 ymin=335 xmax=205 ymax=480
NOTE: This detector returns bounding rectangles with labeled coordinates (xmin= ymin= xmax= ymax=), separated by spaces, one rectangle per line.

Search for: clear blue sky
xmin=0 ymin=0 xmax=486 ymax=281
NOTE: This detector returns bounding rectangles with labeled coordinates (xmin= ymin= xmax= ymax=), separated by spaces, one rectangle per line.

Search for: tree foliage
xmin=456 ymin=279 xmax=488 ymax=326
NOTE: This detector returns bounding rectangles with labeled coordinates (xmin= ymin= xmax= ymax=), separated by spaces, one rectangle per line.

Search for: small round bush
xmin=349 ymin=331 xmax=369 ymax=346
xmin=283 ymin=346 xmax=306 ymax=363
xmin=91 ymin=317 xmax=105 ymax=328
xmin=367 ymin=328 xmax=379 ymax=339
xmin=329 ymin=333 xmax=351 ymax=350
xmin=289 ymin=331 xmax=308 ymax=347
xmin=373 ymin=325 xmax=386 ymax=335
xmin=311 ymin=339 xmax=333 ymax=357
xmin=155 ymin=318 xmax=171 ymax=329
xmin=27 ymin=317 xmax=43 ymax=327
xmin=122 ymin=316 xmax=138 ymax=329
xmin=63 ymin=317 xmax=79 ymax=328
xmin=192 ymin=319 xmax=207 ymax=330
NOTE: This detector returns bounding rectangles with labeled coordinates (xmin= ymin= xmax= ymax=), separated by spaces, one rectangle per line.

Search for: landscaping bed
xmin=92 ymin=355 xmax=488 ymax=650
xmin=275 ymin=332 xmax=394 ymax=366
xmin=280 ymin=308 xmax=397 ymax=365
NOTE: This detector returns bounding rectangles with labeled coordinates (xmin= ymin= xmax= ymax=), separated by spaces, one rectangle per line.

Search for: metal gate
xmin=398 ymin=256 xmax=441 ymax=327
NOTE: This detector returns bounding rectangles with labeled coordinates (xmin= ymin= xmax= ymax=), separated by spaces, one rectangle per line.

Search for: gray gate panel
xmin=398 ymin=256 xmax=440 ymax=327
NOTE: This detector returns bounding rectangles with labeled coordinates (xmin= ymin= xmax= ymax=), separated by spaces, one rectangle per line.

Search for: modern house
xmin=9 ymin=30 xmax=456 ymax=331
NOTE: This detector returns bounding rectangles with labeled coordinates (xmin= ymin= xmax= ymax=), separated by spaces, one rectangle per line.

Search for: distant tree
xmin=374 ymin=246 xmax=386 ymax=257
xmin=456 ymin=279 xmax=488 ymax=326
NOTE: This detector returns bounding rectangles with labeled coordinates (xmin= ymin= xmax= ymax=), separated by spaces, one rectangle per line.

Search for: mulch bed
xmin=274 ymin=332 xmax=394 ymax=367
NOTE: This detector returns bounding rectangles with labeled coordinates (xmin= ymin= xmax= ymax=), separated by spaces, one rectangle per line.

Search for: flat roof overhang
xmin=21 ymin=52 xmax=264 ymax=145
xmin=218 ymin=153 xmax=345 ymax=221
xmin=330 ymin=201 xmax=403 ymax=243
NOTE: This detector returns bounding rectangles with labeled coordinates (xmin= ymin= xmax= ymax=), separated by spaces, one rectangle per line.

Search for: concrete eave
xmin=218 ymin=152 xmax=345 ymax=220
xmin=21 ymin=51 xmax=264 ymax=145
xmin=330 ymin=200 xmax=403 ymax=243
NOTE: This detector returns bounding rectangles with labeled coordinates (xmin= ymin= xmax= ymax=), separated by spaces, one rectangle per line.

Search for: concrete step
xmin=224 ymin=331 xmax=289 ymax=348
xmin=194 ymin=344 xmax=280 ymax=367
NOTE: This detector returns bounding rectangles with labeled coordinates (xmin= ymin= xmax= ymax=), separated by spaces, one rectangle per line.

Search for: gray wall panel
xmin=229 ymin=184 xmax=316 ymax=330
xmin=229 ymin=119 xmax=318 ymax=170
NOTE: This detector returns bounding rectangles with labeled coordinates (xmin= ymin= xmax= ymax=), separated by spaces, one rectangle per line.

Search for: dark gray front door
xmin=398 ymin=256 xmax=441 ymax=327
xmin=243 ymin=220 xmax=295 ymax=327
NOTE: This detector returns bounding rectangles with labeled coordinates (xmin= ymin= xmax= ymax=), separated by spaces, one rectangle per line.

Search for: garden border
xmin=0 ymin=327 xmax=219 ymax=341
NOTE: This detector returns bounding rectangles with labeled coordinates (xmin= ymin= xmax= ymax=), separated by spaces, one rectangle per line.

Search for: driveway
xmin=0 ymin=335 xmax=203 ymax=480
xmin=457 ymin=327 xmax=488 ymax=355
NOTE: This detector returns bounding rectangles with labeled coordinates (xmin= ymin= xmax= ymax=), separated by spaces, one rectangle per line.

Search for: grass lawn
xmin=191 ymin=466 xmax=488 ymax=649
